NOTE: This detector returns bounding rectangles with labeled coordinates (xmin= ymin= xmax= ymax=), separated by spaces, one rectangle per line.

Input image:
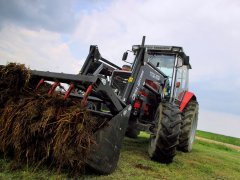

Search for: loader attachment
xmin=0 ymin=45 xmax=130 ymax=175
xmin=28 ymin=72 xmax=128 ymax=174
xmin=29 ymin=70 xmax=130 ymax=173
xmin=87 ymin=105 xmax=132 ymax=174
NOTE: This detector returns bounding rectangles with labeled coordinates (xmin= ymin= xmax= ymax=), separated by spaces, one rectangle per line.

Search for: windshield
xmin=148 ymin=54 xmax=175 ymax=82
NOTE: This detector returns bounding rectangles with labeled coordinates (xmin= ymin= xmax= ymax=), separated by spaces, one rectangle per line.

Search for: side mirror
xmin=122 ymin=52 xmax=128 ymax=61
xmin=184 ymin=56 xmax=189 ymax=65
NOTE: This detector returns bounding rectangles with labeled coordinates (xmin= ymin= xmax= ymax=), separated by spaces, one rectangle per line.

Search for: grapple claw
xmin=81 ymin=84 xmax=93 ymax=108
xmin=34 ymin=78 xmax=44 ymax=91
xmin=48 ymin=81 xmax=60 ymax=95
xmin=64 ymin=83 xmax=74 ymax=100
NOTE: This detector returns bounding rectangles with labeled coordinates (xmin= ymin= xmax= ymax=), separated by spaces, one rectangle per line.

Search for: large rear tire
xmin=178 ymin=100 xmax=199 ymax=152
xmin=148 ymin=102 xmax=181 ymax=163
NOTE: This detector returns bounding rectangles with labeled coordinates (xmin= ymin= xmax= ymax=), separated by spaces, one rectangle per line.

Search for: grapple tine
xmin=64 ymin=83 xmax=74 ymax=100
xmin=48 ymin=82 xmax=60 ymax=95
xmin=81 ymin=84 xmax=93 ymax=107
xmin=34 ymin=78 xmax=45 ymax=91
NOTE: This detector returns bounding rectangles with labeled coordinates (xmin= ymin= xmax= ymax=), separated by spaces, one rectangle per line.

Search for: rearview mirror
xmin=184 ymin=56 xmax=189 ymax=65
xmin=122 ymin=52 xmax=128 ymax=61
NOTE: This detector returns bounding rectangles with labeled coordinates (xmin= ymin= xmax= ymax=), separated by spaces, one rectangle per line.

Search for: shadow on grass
xmin=122 ymin=136 xmax=149 ymax=149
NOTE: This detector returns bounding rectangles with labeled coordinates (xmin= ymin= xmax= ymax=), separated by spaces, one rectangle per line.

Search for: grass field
xmin=196 ymin=130 xmax=240 ymax=146
xmin=0 ymin=131 xmax=239 ymax=180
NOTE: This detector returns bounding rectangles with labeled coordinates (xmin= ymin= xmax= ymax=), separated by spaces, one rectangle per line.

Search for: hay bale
xmin=0 ymin=63 xmax=31 ymax=110
xmin=0 ymin=63 xmax=30 ymax=90
xmin=0 ymin=63 xmax=101 ymax=175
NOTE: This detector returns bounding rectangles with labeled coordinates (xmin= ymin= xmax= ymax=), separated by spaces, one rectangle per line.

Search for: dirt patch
xmin=135 ymin=163 xmax=153 ymax=171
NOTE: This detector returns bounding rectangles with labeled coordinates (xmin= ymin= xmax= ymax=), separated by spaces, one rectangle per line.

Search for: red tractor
xmin=2 ymin=36 xmax=198 ymax=174
xmin=115 ymin=36 xmax=199 ymax=161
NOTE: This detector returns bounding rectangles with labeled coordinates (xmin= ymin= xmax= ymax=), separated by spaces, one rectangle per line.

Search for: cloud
xmin=198 ymin=109 xmax=240 ymax=138
xmin=2 ymin=0 xmax=239 ymax=77
xmin=0 ymin=0 xmax=77 ymax=32
xmin=73 ymin=0 xmax=240 ymax=75
xmin=0 ymin=25 xmax=83 ymax=74
xmin=191 ymin=80 xmax=240 ymax=116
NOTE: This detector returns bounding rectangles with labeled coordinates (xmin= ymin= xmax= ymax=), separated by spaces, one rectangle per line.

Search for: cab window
xmin=148 ymin=54 xmax=175 ymax=84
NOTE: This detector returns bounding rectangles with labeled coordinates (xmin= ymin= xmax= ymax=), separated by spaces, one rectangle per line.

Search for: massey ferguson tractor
xmin=2 ymin=36 xmax=198 ymax=174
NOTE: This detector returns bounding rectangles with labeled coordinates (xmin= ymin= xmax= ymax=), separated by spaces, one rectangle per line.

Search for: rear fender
xmin=180 ymin=91 xmax=196 ymax=112
xmin=86 ymin=105 xmax=132 ymax=174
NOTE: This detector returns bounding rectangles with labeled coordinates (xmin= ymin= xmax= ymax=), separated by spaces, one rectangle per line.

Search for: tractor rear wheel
xmin=178 ymin=100 xmax=199 ymax=152
xmin=148 ymin=102 xmax=181 ymax=163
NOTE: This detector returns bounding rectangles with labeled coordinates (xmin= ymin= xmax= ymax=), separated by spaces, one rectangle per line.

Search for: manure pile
xmin=0 ymin=63 xmax=100 ymax=174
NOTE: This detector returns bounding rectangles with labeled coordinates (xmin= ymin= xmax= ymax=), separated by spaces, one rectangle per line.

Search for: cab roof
xmin=132 ymin=45 xmax=191 ymax=69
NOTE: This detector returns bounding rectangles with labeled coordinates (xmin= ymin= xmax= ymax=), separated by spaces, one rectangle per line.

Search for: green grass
xmin=196 ymin=130 xmax=240 ymax=146
xmin=0 ymin=132 xmax=239 ymax=180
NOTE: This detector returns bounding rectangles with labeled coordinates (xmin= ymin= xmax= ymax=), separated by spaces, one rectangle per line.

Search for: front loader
xmin=0 ymin=36 xmax=198 ymax=174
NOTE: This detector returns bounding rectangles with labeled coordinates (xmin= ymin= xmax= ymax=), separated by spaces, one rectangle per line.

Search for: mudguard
xmin=86 ymin=105 xmax=132 ymax=174
xmin=180 ymin=91 xmax=196 ymax=112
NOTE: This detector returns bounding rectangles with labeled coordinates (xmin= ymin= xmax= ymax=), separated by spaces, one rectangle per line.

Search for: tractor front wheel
xmin=148 ymin=102 xmax=181 ymax=163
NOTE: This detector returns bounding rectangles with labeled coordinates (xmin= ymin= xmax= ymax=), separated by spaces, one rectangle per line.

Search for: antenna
xmin=141 ymin=36 xmax=146 ymax=46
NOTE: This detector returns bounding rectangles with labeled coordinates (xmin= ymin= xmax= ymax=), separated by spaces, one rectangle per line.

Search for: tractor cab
xmin=142 ymin=45 xmax=191 ymax=102
xmin=111 ymin=43 xmax=191 ymax=108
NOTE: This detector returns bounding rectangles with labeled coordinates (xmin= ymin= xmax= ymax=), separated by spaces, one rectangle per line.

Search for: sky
xmin=0 ymin=0 xmax=239 ymax=137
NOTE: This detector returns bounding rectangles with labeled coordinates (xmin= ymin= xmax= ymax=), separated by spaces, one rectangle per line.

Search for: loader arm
xmin=80 ymin=45 xmax=121 ymax=76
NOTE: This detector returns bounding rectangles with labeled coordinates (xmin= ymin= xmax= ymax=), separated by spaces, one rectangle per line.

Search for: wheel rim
xmin=189 ymin=113 xmax=197 ymax=146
